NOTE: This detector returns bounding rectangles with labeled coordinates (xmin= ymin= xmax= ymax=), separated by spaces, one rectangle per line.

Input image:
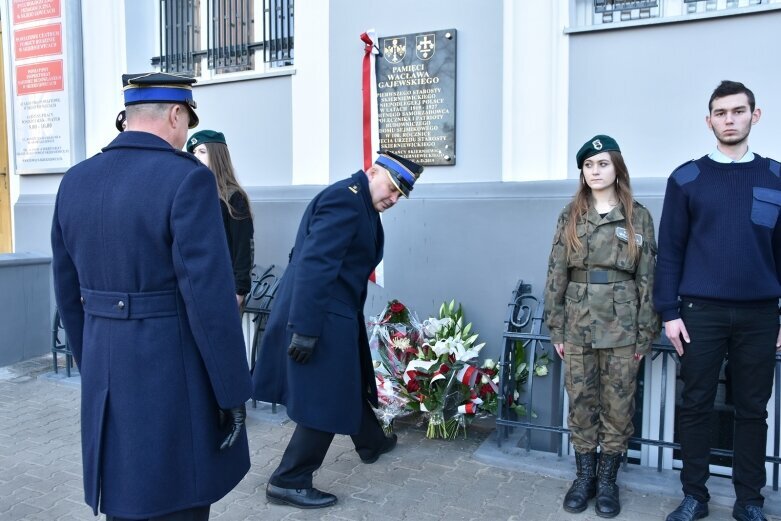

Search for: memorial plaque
xmin=376 ymin=28 xmax=456 ymax=166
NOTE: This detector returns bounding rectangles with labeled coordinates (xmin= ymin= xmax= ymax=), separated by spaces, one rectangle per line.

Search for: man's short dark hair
xmin=709 ymin=80 xmax=755 ymax=113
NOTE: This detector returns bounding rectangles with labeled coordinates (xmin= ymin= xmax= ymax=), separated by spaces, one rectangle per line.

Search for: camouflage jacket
xmin=543 ymin=201 xmax=661 ymax=354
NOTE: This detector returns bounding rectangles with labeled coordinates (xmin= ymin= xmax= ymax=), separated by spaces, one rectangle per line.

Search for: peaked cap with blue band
xmin=374 ymin=151 xmax=424 ymax=197
xmin=122 ymin=72 xmax=199 ymax=129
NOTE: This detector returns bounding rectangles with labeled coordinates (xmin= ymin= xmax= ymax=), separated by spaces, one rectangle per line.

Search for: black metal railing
xmin=242 ymin=264 xmax=284 ymax=410
xmin=496 ymin=280 xmax=781 ymax=491
xmin=154 ymin=0 xmax=293 ymax=75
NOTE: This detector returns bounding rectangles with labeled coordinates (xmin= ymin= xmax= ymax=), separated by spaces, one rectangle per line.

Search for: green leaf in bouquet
xmin=515 ymin=362 xmax=527 ymax=379
xmin=423 ymin=397 xmax=439 ymax=412
xmin=462 ymin=322 xmax=472 ymax=336
xmin=513 ymin=403 xmax=538 ymax=419
xmin=534 ymin=364 xmax=549 ymax=377
xmin=464 ymin=333 xmax=479 ymax=346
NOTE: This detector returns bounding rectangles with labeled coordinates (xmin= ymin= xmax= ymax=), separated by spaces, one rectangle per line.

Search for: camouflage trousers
xmin=564 ymin=343 xmax=641 ymax=454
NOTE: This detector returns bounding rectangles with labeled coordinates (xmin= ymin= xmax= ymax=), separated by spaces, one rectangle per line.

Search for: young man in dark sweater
xmin=655 ymin=81 xmax=781 ymax=521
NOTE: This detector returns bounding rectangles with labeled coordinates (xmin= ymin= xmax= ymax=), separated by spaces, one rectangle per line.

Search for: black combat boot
xmin=563 ymin=451 xmax=597 ymax=513
xmin=595 ymin=452 xmax=622 ymax=518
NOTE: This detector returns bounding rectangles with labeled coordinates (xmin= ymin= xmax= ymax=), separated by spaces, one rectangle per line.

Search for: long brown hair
xmin=204 ymin=142 xmax=252 ymax=220
xmin=563 ymin=150 xmax=639 ymax=263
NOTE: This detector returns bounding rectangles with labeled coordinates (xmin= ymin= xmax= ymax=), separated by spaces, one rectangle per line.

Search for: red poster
xmin=14 ymin=23 xmax=62 ymax=60
xmin=16 ymin=60 xmax=64 ymax=95
xmin=13 ymin=0 xmax=61 ymax=25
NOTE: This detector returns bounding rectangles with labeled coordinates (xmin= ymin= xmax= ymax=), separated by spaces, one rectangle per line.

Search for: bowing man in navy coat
xmin=51 ymin=73 xmax=252 ymax=521
xmin=253 ymin=152 xmax=424 ymax=508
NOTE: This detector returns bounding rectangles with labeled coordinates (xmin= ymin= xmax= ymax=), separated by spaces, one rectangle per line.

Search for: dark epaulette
xmin=768 ymin=158 xmax=780 ymax=178
xmin=347 ymin=182 xmax=361 ymax=194
xmin=174 ymin=149 xmax=202 ymax=166
xmin=670 ymin=159 xmax=700 ymax=186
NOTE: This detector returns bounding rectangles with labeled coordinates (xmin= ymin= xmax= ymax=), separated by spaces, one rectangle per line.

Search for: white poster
xmin=11 ymin=0 xmax=73 ymax=174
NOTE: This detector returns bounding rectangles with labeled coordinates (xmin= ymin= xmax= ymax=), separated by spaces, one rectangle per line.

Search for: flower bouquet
xmin=367 ymin=300 xmax=423 ymax=433
xmin=369 ymin=299 xmax=490 ymax=439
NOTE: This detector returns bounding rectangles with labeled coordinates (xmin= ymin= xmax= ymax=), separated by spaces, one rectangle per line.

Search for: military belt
xmin=569 ymin=269 xmax=632 ymax=284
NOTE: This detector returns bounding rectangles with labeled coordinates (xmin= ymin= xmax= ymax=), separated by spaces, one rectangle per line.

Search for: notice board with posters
xmin=9 ymin=0 xmax=84 ymax=174
xmin=375 ymin=28 xmax=456 ymax=166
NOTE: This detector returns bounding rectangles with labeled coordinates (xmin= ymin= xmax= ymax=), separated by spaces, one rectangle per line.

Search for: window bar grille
xmin=155 ymin=0 xmax=292 ymax=73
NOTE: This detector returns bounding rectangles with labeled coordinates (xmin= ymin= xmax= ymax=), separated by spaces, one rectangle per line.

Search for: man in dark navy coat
xmin=253 ymin=151 xmax=423 ymax=508
xmin=51 ymin=73 xmax=252 ymax=521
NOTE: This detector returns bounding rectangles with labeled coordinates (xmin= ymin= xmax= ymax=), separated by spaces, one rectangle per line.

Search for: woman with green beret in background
xmin=188 ymin=130 xmax=254 ymax=310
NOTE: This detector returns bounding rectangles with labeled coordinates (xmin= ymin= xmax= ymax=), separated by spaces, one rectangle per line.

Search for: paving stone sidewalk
xmin=0 ymin=356 xmax=778 ymax=521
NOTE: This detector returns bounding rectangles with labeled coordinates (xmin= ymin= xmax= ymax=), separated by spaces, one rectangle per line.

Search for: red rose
xmin=479 ymin=384 xmax=495 ymax=397
xmin=406 ymin=379 xmax=420 ymax=392
xmin=390 ymin=302 xmax=406 ymax=313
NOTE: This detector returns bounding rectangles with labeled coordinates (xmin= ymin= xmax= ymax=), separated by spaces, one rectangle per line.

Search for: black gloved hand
xmin=287 ymin=333 xmax=318 ymax=364
xmin=218 ymin=403 xmax=247 ymax=451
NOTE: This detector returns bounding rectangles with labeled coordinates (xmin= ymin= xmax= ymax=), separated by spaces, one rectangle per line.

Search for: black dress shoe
xmin=361 ymin=434 xmax=398 ymax=464
xmin=666 ymin=495 xmax=708 ymax=521
xmin=733 ymin=504 xmax=768 ymax=521
xmin=265 ymin=483 xmax=337 ymax=509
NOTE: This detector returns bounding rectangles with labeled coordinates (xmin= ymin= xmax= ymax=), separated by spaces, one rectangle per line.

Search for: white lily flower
xmin=427 ymin=339 xmax=449 ymax=357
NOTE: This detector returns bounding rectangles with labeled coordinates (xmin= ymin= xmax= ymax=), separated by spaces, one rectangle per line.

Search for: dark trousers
xmin=678 ymin=299 xmax=777 ymax=507
xmin=269 ymin=400 xmax=387 ymax=489
xmin=106 ymin=505 xmax=210 ymax=521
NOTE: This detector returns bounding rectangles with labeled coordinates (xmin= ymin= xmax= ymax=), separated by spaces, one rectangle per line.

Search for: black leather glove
xmin=218 ymin=403 xmax=246 ymax=451
xmin=287 ymin=333 xmax=318 ymax=364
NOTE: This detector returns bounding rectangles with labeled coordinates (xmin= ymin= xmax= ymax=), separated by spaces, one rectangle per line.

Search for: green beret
xmin=186 ymin=130 xmax=226 ymax=153
xmin=576 ymin=134 xmax=620 ymax=169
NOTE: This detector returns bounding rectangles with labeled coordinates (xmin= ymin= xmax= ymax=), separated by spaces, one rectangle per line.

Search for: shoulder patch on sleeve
xmin=768 ymin=159 xmax=780 ymax=178
xmin=671 ymin=160 xmax=700 ymax=186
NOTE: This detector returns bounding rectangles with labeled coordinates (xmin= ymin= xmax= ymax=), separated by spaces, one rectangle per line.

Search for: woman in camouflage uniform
xmin=544 ymin=135 xmax=660 ymax=518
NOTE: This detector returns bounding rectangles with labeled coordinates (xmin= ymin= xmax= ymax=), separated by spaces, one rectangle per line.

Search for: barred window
xmin=155 ymin=0 xmax=294 ymax=76
xmin=572 ymin=0 xmax=778 ymax=27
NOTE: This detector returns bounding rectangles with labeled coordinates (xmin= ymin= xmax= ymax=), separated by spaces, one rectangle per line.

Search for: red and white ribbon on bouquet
xmin=403 ymin=359 xmax=437 ymax=385
xmin=458 ymin=403 xmax=478 ymax=414
xmin=430 ymin=363 xmax=451 ymax=383
xmin=456 ymin=364 xmax=479 ymax=387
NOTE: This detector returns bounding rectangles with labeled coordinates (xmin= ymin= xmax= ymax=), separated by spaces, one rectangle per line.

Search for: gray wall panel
xmin=249 ymin=178 xmax=668 ymax=362
xmin=14 ymin=194 xmax=56 ymax=256
xmin=569 ymin=11 xmax=781 ymax=179
xmin=0 ymin=254 xmax=52 ymax=365
xmin=328 ymin=0 xmax=503 ymax=184
xmin=20 ymin=178 xmax=668 ymax=361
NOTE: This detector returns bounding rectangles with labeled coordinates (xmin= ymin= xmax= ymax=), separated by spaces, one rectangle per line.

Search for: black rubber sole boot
xmin=595 ymin=453 xmax=622 ymax=518
xmin=563 ymin=451 xmax=597 ymax=513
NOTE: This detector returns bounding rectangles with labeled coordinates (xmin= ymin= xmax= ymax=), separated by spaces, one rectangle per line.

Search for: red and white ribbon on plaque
xmin=456 ymin=364 xmax=479 ymax=387
xmin=360 ymin=29 xmax=384 ymax=286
